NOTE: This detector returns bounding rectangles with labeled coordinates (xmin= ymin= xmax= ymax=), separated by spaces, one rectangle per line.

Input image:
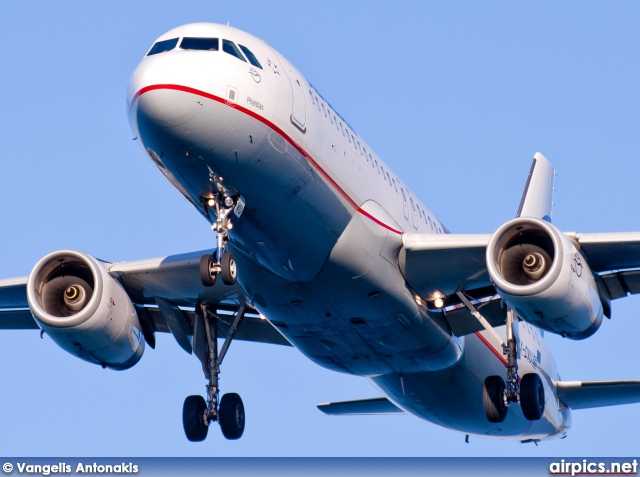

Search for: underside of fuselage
xmin=127 ymin=23 xmax=571 ymax=441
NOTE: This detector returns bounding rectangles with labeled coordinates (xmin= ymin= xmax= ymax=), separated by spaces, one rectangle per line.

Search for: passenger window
xmin=375 ymin=160 xmax=379 ymax=173
xmin=309 ymin=91 xmax=315 ymax=104
xmin=322 ymin=103 xmax=327 ymax=118
xmin=147 ymin=38 xmax=179 ymax=56
xmin=351 ymin=135 xmax=356 ymax=148
xmin=239 ymin=44 xmax=262 ymax=69
xmin=381 ymin=166 xmax=385 ymax=178
xmin=334 ymin=116 xmax=338 ymax=129
xmin=180 ymin=37 xmax=219 ymax=51
xmin=392 ymin=178 xmax=397 ymax=192
xmin=387 ymin=172 xmax=391 ymax=185
xmin=222 ymin=40 xmax=247 ymax=62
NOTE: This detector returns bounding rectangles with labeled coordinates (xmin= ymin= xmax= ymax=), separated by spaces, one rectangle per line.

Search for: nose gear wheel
xmin=200 ymin=195 xmax=240 ymax=287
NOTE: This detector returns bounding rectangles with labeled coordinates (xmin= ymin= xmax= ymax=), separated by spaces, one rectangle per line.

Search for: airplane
xmin=2 ymin=21 xmax=640 ymax=444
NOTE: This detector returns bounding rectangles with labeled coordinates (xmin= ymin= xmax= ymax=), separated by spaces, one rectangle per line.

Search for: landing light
xmin=434 ymin=298 xmax=444 ymax=309
xmin=414 ymin=296 xmax=423 ymax=306
xmin=207 ymin=199 xmax=215 ymax=207
xmin=259 ymin=314 xmax=266 ymax=320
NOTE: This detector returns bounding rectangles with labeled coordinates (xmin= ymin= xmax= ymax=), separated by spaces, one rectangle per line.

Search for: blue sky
xmin=1 ymin=1 xmax=640 ymax=457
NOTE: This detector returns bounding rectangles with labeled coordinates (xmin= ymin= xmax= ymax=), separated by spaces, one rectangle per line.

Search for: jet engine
xmin=26 ymin=250 xmax=144 ymax=369
xmin=486 ymin=218 xmax=603 ymax=339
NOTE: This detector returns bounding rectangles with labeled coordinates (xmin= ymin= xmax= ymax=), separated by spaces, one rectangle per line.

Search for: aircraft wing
xmin=0 ymin=250 xmax=290 ymax=348
xmin=399 ymin=231 xmax=640 ymax=337
xmin=565 ymin=232 xmax=640 ymax=299
xmin=0 ymin=277 xmax=37 ymax=329
xmin=557 ymin=380 xmax=640 ymax=410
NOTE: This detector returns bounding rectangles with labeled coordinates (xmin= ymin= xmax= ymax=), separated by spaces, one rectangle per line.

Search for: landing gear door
xmin=269 ymin=48 xmax=306 ymax=133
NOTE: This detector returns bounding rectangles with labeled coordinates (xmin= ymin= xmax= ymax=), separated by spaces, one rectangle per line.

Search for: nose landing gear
xmin=182 ymin=303 xmax=247 ymax=441
xmin=200 ymin=195 xmax=242 ymax=287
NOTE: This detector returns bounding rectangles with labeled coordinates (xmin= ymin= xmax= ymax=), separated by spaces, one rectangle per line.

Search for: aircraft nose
xmin=133 ymin=86 xmax=201 ymax=128
xmin=128 ymin=54 xmax=203 ymax=129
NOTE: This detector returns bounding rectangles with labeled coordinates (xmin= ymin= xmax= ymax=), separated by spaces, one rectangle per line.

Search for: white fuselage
xmin=128 ymin=23 xmax=570 ymax=441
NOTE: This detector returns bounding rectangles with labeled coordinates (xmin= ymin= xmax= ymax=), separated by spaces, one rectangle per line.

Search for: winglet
xmin=516 ymin=152 xmax=555 ymax=223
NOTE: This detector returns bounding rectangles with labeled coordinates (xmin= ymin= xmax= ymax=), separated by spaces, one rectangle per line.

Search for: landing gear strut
xmin=182 ymin=303 xmax=247 ymax=441
xmin=482 ymin=308 xmax=545 ymax=423
xmin=200 ymin=195 xmax=239 ymax=287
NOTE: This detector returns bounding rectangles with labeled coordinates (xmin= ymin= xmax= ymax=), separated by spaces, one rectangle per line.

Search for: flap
xmin=139 ymin=306 xmax=291 ymax=347
xmin=599 ymin=270 xmax=640 ymax=300
xmin=444 ymin=296 xmax=506 ymax=337
xmin=557 ymin=380 xmax=640 ymax=410
xmin=317 ymin=397 xmax=404 ymax=415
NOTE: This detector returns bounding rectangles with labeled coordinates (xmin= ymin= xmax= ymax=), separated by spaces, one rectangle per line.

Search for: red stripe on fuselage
xmin=474 ymin=331 xmax=508 ymax=366
xmin=357 ymin=207 xmax=402 ymax=235
xmin=132 ymin=84 xmax=401 ymax=235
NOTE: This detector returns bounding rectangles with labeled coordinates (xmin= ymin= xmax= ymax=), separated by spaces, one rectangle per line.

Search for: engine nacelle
xmin=27 ymin=250 xmax=145 ymax=370
xmin=486 ymin=218 xmax=603 ymax=339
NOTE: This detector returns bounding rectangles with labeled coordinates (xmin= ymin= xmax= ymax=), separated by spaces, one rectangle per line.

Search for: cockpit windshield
xmin=147 ymin=38 xmax=179 ymax=56
xmin=180 ymin=37 xmax=219 ymax=51
xmin=222 ymin=40 xmax=247 ymax=62
xmin=239 ymin=44 xmax=262 ymax=69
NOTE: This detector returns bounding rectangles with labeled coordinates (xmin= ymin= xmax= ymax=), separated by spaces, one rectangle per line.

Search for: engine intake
xmin=27 ymin=250 xmax=144 ymax=369
xmin=486 ymin=218 xmax=603 ymax=339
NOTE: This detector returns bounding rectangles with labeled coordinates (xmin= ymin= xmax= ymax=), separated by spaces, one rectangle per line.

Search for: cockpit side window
xmin=222 ymin=40 xmax=247 ymax=62
xmin=147 ymin=38 xmax=179 ymax=56
xmin=180 ymin=37 xmax=219 ymax=51
xmin=238 ymin=44 xmax=262 ymax=69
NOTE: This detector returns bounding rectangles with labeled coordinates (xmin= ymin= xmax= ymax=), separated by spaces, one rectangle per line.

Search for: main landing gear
xmin=482 ymin=308 xmax=545 ymax=423
xmin=200 ymin=195 xmax=239 ymax=287
xmin=183 ymin=303 xmax=247 ymax=442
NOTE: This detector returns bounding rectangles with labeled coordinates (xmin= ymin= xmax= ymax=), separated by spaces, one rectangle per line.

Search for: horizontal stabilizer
xmin=317 ymin=397 xmax=405 ymax=415
xmin=557 ymin=380 xmax=640 ymax=410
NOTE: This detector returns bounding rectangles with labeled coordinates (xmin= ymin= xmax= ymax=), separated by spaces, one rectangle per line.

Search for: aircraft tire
xmin=520 ymin=373 xmax=545 ymax=421
xmin=220 ymin=253 xmax=237 ymax=285
xmin=483 ymin=375 xmax=508 ymax=423
xmin=200 ymin=254 xmax=216 ymax=287
xmin=219 ymin=392 xmax=245 ymax=440
xmin=183 ymin=395 xmax=209 ymax=442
